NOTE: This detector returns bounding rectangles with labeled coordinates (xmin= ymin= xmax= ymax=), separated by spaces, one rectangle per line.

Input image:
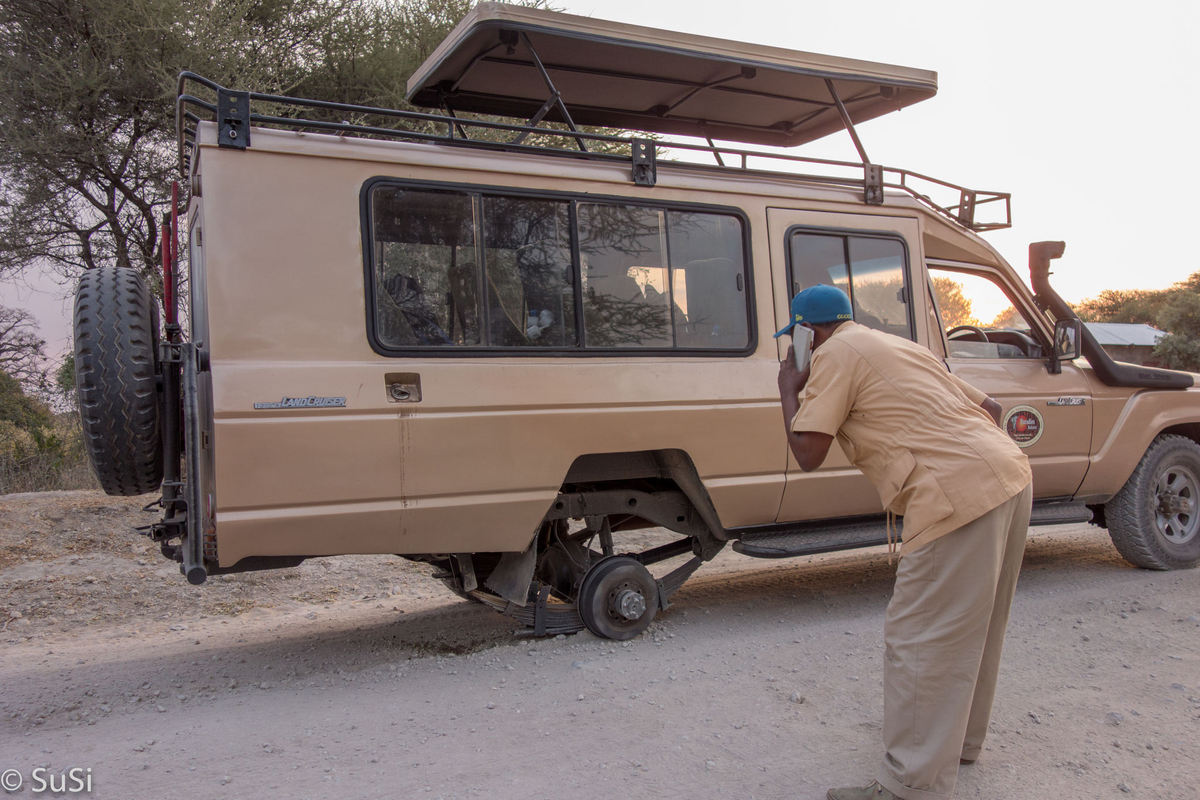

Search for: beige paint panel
xmin=922 ymin=217 xmax=1004 ymax=264
xmin=217 ymin=492 xmax=555 ymax=566
xmin=1075 ymin=385 xmax=1200 ymax=501
xmin=947 ymin=359 xmax=1092 ymax=497
xmin=211 ymin=358 xmax=785 ymax=562
xmin=196 ymin=133 xmax=794 ymax=562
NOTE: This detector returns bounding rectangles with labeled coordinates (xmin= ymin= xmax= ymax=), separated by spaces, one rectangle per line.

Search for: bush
xmin=0 ymin=370 xmax=97 ymax=493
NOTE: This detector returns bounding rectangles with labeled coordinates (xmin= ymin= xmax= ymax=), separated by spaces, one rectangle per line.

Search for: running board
xmin=731 ymin=502 xmax=1093 ymax=560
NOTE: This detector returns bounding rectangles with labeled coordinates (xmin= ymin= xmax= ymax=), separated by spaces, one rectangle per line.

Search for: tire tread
xmin=1106 ymin=434 xmax=1200 ymax=570
xmin=73 ymin=267 xmax=163 ymax=496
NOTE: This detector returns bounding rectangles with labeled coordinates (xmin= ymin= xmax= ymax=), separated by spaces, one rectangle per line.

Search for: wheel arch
xmin=1076 ymin=393 xmax=1200 ymax=503
xmin=559 ymin=449 xmax=727 ymax=557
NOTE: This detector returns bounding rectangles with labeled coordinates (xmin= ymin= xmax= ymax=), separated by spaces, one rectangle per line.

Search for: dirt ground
xmin=2 ymin=491 xmax=1198 ymax=799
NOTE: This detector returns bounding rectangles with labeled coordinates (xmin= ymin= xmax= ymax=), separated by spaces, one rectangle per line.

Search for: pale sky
xmin=3 ymin=0 xmax=1197 ymax=359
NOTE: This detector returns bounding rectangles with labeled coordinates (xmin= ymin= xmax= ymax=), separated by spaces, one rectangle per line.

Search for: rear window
xmin=367 ymin=183 xmax=752 ymax=354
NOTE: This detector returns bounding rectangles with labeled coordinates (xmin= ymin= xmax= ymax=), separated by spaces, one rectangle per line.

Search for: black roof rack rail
xmin=176 ymin=72 xmax=1011 ymax=233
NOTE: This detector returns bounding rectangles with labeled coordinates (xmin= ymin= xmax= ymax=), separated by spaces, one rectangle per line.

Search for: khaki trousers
xmin=877 ymin=482 xmax=1033 ymax=800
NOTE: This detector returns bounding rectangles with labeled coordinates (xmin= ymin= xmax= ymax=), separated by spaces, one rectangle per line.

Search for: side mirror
xmin=1054 ymin=318 xmax=1082 ymax=361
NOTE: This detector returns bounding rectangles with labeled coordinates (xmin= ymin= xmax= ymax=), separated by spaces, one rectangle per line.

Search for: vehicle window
xmin=483 ymin=196 xmax=575 ymax=347
xmin=927 ymin=266 xmax=1042 ymax=360
xmin=668 ymin=211 xmax=749 ymax=349
xmin=371 ymin=188 xmax=480 ymax=347
xmin=369 ymin=184 xmax=751 ymax=352
xmin=788 ymin=231 xmax=912 ymax=340
xmin=788 ymin=233 xmax=849 ymax=298
xmin=578 ymin=203 xmax=672 ymax=348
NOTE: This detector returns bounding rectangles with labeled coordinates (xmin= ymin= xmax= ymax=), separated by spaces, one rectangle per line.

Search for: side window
xmin=669 ymin=211 xmax=750 ymax=349
xmin=927 ymin=266 xmax=1044 ymax=360
xmin=578 ymin=203 xmax=672 ymax=348
xmin=788 ymin=231 xmax=912 ymax=340
xmin=482 ymin=196 xmax=575 ymax=347
xmin=368 ymin=182 xmax=752 ymax=353
xmin=578 ymin=204 xmax=751 ymax=349
xmin=371 ymin=188 xmax=481 ymax=347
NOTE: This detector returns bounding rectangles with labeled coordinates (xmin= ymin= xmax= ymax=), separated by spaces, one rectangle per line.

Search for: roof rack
xmin=175 ymin=71 xmax=1011 ymax=232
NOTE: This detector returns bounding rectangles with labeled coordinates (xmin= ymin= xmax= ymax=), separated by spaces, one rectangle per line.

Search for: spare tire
xmin=73 ymin=267 xmax=163 ymax=495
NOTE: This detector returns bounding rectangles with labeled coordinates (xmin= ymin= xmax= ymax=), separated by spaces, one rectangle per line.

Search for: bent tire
xmin=1105 ymin=434 xmax=1200 ymax=570
xmin=73 ymin=267 xmax=163 ymax=496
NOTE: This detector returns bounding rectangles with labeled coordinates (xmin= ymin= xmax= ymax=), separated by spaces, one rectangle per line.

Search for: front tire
xmin=73 ymin=267 xmax=163 ymax=496
xmin=1105 ymin=434 xmax=1200 ymax=570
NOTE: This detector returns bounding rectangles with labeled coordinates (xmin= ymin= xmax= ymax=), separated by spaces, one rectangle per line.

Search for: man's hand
xmin=982 ymin=397 xmax=1002 ymax=426
xmin=778 ymin=345 xmax=811 ymax=398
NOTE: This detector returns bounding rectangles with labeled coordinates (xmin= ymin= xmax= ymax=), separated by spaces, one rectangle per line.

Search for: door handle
xmin=385 ymin=373 xmax=421 ymax=403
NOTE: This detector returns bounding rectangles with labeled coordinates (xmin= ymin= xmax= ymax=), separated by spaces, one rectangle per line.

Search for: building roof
xmin=1085 ymin=322 xmax=1166 ymax=347
xmin=406 ymin=3 xmax=937 ymax=147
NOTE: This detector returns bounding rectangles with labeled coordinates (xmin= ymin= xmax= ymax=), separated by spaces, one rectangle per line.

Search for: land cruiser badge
xmin=254 ymin=396 xmax=346 ymax=409
xmin=1003 ymin=405 xmax=1043 ymax=448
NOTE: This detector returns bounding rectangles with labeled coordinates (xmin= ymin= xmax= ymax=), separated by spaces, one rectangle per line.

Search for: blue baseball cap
xmin=773 ymin=284 xmax=853 ymax=338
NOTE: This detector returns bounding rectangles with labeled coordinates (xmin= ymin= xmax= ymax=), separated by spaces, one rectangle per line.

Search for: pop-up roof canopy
xmin=407 ymin=3 xmax=937 ymax=148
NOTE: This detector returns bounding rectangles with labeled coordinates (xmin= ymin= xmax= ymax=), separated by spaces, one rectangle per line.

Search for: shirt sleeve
xmin=948 ymin=372 xmax=989 ymax=406
xmin=790 ymin=344 xmax=856 ymax=436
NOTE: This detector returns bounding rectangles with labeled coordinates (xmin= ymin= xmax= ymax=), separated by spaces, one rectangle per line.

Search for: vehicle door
xmin=770 ymin=209 xmax=928 ymax=523
xmin=926 ymin=260 xmax=1093 ymax=497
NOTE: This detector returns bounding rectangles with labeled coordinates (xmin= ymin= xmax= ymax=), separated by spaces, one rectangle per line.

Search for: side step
xmin=732 ymin=516 xmax=893 ymax=559
xmin=731 ymin=501 xmax=1093 ymax=560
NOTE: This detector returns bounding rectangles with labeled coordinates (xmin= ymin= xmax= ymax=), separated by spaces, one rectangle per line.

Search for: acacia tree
xmin=1074 ymin=288 xmax=1164 ymax=325
xmin=930 ymin=276 xmax=977 ymax=329
xmin=0 ymin=0 xmax=479 ymax=287
xmin=0 ymin=306 xmax=47 ymax=387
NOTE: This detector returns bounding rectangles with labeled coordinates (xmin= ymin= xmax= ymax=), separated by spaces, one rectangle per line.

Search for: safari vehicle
xmin=75 ymin=4 xmax=1200 ymax=640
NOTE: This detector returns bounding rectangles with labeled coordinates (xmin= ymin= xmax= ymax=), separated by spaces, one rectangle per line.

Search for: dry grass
xmin=0 ymin=413 xmax=99 ymax=495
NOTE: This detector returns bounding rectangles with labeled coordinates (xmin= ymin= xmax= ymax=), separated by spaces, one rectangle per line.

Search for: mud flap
xmin=484 ymin=539 xmax=537 ymax=606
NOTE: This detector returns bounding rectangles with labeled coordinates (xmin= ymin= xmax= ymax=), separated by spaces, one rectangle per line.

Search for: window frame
xmin=361 ymin=177 xmax=757 ymax=358
xmin=782 ymin=224 xmax=916 ymax=341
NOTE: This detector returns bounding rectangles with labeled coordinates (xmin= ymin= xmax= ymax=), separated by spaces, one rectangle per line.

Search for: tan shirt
xmin=791 ymin=322 xmax=1032 ymax=556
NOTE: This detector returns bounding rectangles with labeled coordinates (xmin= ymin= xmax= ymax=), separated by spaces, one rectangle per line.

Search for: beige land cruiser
xmin=74 ymin=4 xmax=1200 ymax=640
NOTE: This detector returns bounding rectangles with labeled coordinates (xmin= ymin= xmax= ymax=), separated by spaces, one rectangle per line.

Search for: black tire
xmin=577 ymin=556 xmax=658 ymax=641
xmin=1105 ymin=434 xmax=1200 ymax=570
xmin=73 ymin=267 xmax=163 ymax=496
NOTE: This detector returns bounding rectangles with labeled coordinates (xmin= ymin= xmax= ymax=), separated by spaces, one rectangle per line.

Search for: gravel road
xmin=2 ymin=491 xmax=1199 ymax=799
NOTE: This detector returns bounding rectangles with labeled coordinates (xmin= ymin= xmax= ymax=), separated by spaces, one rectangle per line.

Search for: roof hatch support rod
xmin=706 ymin=136 xmax=726 ymax=167
xmin=506 ymin=31 xmax=588 ymax=152
xmin=825 ymin=79 xmax=882 ymax=205
xmin=661 ymin=67 xmax=756 ymax=117
xmin=437 ymin=93 xmax=471 ymax=140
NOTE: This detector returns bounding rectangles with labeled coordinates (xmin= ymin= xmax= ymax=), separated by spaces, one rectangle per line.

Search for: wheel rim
xmin=1154 ymin=464 xmax=1200 ymax=545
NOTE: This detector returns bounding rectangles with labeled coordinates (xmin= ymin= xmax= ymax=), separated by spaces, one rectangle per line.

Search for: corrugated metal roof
xmin=1085 ymin=322 xmax=1166 ymax=347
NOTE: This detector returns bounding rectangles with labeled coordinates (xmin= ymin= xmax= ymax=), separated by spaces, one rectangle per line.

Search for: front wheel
xmin=1105 ymin=434 xmax=1200 ymax=570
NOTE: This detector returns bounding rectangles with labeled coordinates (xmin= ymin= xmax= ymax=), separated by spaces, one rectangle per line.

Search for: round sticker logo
xmin=1003 ymin=404 xmax=1044 ymax=448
